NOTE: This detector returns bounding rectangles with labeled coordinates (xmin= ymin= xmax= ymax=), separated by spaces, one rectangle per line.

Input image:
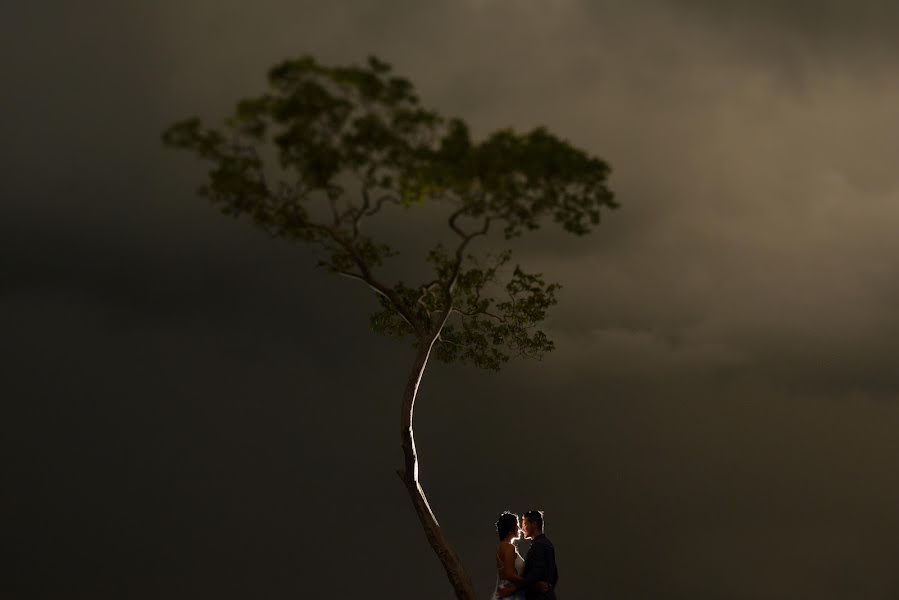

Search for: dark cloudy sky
xmin=4 ymin=1 xmax=899 ymax=598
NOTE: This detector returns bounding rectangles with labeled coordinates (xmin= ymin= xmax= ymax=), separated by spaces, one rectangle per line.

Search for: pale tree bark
xmin=396 ymin=332 xmax=476 ymax=600
xmin=329 ymin=207 xmax=486 ymax=598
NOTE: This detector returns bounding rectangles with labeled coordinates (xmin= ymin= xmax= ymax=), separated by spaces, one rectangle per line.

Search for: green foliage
xmin=410 ymin=120 xmax=616 ymax=237
xmin=431 ymin=259 xmax=560 ymax=370
xmin=163 ymin=55 xmax=616 ymax=370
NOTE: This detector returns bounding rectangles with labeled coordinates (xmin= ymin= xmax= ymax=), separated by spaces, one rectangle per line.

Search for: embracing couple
xmin=492 ymin=510 xmax=559 ymax=599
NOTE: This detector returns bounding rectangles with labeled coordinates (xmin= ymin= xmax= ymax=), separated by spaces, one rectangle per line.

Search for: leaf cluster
xmin=163 ymin=55 xmax=616 ymax=370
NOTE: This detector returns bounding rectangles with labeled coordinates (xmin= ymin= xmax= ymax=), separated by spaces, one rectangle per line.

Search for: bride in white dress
xmin=491 ymin=512 xmax=526 ymax=600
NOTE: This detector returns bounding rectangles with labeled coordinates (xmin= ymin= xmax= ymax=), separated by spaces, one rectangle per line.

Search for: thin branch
xmin=435 ymin=336 xmax=461 ymax=348
xmin=320 ymin=226 xmax=422 ymax=334
xmin=428 ymin=214 xmax=493 ymax=337
xmin=363 ymin=193 xmax=399 ymax=216
xmin=450 ymin=307 xmax=505 ymax=322
xmin=327 ymin=268 xmax=419 ymax=332
xmin=350 ymin=163 xmax=399 ymax=239
xmin=448 ymin=206 xmax=468 ymax=238
xmin=350 ymin=165 xmax=377 ymax=239
xmin=447 ymin=216 xmax=492 ymax=292
xmin=415 ymin=280 xmax=442 ymax=308
xmin=328 ymin=196 xmax=341 ymax=226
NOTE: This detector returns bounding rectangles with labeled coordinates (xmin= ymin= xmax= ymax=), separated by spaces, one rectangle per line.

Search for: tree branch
xmin=448 ymin=206 xmax=468 ymax=238
xmin=447 ymin=217 xmax=492 ymax=292
xmin=415 ymin=280 xmax=442 ymax=308
xmin=321 ymin=226 xmax=422 ymax=335
xmin=429 ymin=214 xmax=493 ymax=335
xmin=331 ymin=269 xmax=416 ymax=331
xmin=450 ymin=307 xmax=505 ymax=322
xmin=351 ymin=190 xmax=398 ymax=238
xmin=363 ymin=193 xmax=399 ymax=216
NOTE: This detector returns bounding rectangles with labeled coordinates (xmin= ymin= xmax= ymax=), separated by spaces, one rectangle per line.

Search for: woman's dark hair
xmin=495 ymin=511 xmax=520 ymax=540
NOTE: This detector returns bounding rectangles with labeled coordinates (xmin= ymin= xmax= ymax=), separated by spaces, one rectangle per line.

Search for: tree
xmin=163 ymin=55 xmax=616 ymax=599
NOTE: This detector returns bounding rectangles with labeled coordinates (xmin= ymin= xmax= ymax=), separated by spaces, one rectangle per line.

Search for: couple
xmin=492 ymin=510 xmax=558 ymax=599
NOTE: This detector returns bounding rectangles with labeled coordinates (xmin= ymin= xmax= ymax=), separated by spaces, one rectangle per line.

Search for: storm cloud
xmin=4 ymin=1 xmax=899 ymax=598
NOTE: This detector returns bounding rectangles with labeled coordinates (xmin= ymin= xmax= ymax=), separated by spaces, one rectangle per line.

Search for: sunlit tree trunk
xmin=397 ymin=333 xmax=476 ymax=600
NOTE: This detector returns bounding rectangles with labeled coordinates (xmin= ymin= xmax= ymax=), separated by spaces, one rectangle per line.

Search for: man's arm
xmin=519 ymin=541 xmax=549 ymax=590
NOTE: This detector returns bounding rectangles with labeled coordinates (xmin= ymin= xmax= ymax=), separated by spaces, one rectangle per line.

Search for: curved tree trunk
xmin=397 ymin=334 xmax=476 ymax=600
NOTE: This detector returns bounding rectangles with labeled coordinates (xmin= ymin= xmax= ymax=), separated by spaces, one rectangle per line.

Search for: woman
xmin=491 ymin=511 xmax=526 ymax=600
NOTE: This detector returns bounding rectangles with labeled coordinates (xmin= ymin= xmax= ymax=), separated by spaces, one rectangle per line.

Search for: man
xmin=498 ymin=510 xmax=559 ymax=599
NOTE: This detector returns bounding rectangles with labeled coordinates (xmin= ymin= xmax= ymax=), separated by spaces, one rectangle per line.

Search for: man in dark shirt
xmin=498 ymin=509 xmax=559 ymax=599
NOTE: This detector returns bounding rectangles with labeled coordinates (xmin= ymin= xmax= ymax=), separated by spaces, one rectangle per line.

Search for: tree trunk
xmin=397 ymin=335 xmax=476 ymax=600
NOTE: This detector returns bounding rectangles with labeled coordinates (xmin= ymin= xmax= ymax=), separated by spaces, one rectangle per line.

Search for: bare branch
xmin=348 ymin=164 xmax=400 ymax=239
xmin=363 ymin=193 xmax=399 ymax=216
xmin=330 ymin=270 xmax=414 ymax=331
xmin=448 ymin=217 xmax=492 ymax=287
xmin=448 ymin=206 xmax=468 ymax=238
xmin=320 ymin=226 xmax=423 ymax=335
xmin=415 ymin=280 xmax=442 ymax=308
xmin=428 ymin=214 xmax=493 ymax=337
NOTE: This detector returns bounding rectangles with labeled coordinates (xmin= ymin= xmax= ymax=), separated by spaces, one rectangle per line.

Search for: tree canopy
xmin=164 ymin=56 xmax=616 ymax=370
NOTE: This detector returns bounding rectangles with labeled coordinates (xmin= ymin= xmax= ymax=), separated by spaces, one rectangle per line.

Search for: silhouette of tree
xmin=163 ymin=55 xmax=616 ymax=599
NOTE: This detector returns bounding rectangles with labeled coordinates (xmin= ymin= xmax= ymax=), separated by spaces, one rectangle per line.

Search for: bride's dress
xmin=491 ymin=552 xmax=525 ymax=600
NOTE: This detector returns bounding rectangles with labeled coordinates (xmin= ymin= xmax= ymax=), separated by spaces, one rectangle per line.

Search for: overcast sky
xmin=4 ymin=1 xmax=899 ymax=598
